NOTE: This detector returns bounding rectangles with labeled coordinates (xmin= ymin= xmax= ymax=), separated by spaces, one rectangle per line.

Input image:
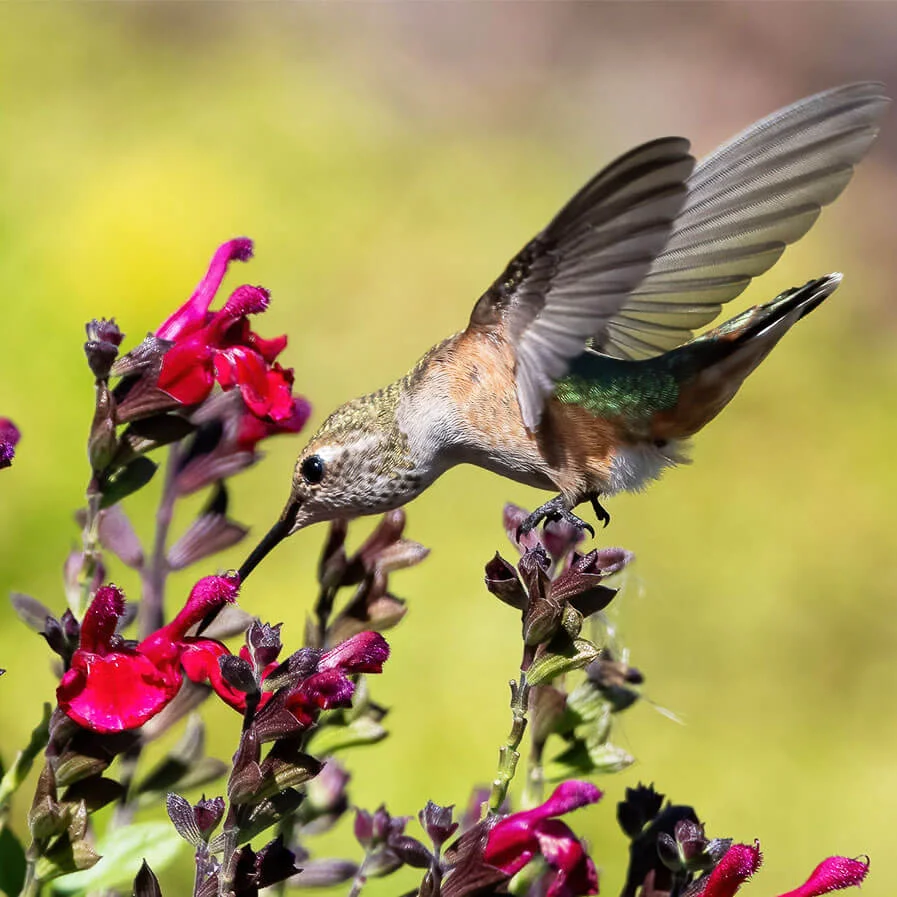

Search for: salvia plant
xmin=0 ymin=240 xmax=871 ymax=897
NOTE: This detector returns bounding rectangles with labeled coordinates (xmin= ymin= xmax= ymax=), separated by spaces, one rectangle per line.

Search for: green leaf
xmin=526 ymin=638 xmax=600 ymax=687
xmin=307 ymin=716 xmax=388 ymax=754
xmin=52 ymin=822 xmax=183 ymax=895
xmin=99 ymin=457 xmax=157 ymax=509
xmin=0 ymin=826 xmax=26 ymax=896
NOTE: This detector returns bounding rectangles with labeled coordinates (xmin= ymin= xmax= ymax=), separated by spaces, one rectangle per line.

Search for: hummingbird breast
xmin=397 ymin=330 xmax=666 ymax=501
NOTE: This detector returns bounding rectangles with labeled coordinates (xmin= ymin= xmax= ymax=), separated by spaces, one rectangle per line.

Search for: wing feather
xmin=468 ymin=138 xmax=696 ymax=428
xmin=598 ymin=82 xmax=889 ymax=358
xmin=465 ymin=82 xmax=889 ymax=427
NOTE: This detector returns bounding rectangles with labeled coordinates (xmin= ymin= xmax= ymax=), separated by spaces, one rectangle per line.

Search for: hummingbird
xmin=237 ymin=82 xmax=889 ymax=582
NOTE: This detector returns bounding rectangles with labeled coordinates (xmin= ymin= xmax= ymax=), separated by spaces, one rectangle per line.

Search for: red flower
xmin=235 ymin=396 xmax=311 ymax=452
xmin=0 ymin=418 xmax=20 ymax=469
xmin=484 ymin=780 xmax=602 ymax=897
xmin=181 ymin=630 xmax=390 ymax=727
xmin=57 ymin=574 xmax=240 ymax=733
xmin=696 ymin=843 xmax=869 ymax=897
xmin=155 ymin=239 xmax=303 ymax=423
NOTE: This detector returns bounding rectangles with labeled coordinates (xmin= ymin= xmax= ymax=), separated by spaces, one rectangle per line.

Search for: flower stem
xmin=74 ymin=479 xmax=103 ymax=618
xmin=523 ymin=741 xmax=545 ymax=809
xmin=346 ymin=853 xmax=370 ymax=897
xmin=139 ymin=445 xmax=179 ymax=638
xmin=19 ymin=844 xmax=42 ymax=897
xmin=488 ymin=670 xmax=531 ymax=814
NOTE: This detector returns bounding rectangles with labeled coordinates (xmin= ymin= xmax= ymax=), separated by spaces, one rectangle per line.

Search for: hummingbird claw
xmin=590 ymin=495 xmax=611 ymax=528
xmin=516 ymin=496 xmax=597 ymax=541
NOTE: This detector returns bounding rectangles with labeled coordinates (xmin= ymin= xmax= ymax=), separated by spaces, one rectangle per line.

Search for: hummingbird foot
xmin=516 ymin=495 xmax=595 ymax=541
xmin=589 ymin=494 xmax=611 ymax=528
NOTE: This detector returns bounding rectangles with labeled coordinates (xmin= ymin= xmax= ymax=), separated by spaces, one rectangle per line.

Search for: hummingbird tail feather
xmin=657 ymin=273 xmax=842 ymax=439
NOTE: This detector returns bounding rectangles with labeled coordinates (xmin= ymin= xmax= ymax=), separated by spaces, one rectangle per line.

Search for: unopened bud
xmin=84 ymin=318 xmax=124 ymax=380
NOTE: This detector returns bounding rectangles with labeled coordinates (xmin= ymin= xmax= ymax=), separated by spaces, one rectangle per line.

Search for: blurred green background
xmin=1 ymin=3 xmax=896 ymax=895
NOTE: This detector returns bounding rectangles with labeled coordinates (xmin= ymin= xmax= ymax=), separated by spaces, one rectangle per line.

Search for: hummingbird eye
xmin=300 ymin=454 xmax=326 ymax=485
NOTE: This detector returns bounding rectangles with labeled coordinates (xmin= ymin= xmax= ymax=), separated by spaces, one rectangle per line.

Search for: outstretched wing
xmin=467 ymin=138 xmax=696 ymax=430
xmin=596 ymin=82 xmax=890 ymax=359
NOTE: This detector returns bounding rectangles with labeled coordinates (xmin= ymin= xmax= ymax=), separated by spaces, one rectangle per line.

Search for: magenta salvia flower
xmin=0 ymin=418 xmax=20 ymax=469
xmin=57 ymin=574 xmax=240 ymax=733
xmin=484 ymin=780 xmax=602 ymax=897
xmin=777 ymin=856 xmax=870 ymax=897
xmin=695 ymin=843 xmax=870 ymax=897
xmin=155 ymin=238 xmax=302 ymax=423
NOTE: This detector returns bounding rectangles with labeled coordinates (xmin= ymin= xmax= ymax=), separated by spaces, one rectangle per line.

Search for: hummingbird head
xmin=237 ymin=394 xmax=422 ymax=582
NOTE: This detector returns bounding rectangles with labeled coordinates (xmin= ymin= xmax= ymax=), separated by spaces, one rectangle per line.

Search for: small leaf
xmin=62 ymin=776 xmax=126 ymax=814
xmin=167 ymin=513 xmax=248 ymax=570
xmin=526 ymin=638 xmax=601 ymax=686
xmin=306 ymin=717 xmax=388 ymax=755
xmin=232 ymin=789 xmax=304 ymax=846
xmin=166 ymin=793 xmax=201 ymax=845
xmin=9 ymin=593 xmax=55 ymax=633
xmin=0 ymin=826 xmax=26 ymax=896
xmin=125 ymin=414 xmax=195 ymax=450
xmin=99 ymin=458 xmax=157 ymax=509
xmin=97 ymin=506 xmax=144 ymax=568
xmin=52 ymin=822 xmax=183 ymax=894
xmin=133 ymin=860 xmax=163 ymax=897
xmin=34 ymin=834 xmax=100 ymax=881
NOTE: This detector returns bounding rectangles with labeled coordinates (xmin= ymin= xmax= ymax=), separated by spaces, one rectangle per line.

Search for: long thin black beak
xmin=237 ymin=499 xmax=300 ymax=582
xmin=197 ymin=499 xmax=300 ymax=635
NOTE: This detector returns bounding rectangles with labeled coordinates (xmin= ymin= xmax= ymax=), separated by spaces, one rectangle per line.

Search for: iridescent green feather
xmin=555 ymin=354 xmax=680 ymax=423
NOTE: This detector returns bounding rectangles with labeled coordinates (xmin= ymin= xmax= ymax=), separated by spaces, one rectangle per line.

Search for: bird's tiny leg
xmin=516 ymin=494 xmax=595 ymax=541
xmin=589 ymin=494 xmax=611 ymax=528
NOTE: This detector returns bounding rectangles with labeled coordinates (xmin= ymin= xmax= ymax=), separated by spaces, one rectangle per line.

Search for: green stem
xmin=346 ymin=852 xmax=370 ymax=897
xmin=20 ymin=844 xmax=42 ymax=897
xmin=488 ymin=671 xmax=531 ymax=814
xmin=74 ymin=481 xmax=103 ymax=617
xmin=138 ymin=446 xmax=179 ymax=638
xmin=523 ymin=740 xmax=545 ymax=809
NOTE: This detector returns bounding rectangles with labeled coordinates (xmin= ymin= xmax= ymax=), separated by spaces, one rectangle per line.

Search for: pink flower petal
xmin=79 ymin=585 xmax=126 ymax=654
xmin=180 ymin=639 xmax=247 ymax=711
xmin=163 ymin=573 xmax=241 ymax=640
xmin=157 ymin=238 xmax=254 ymax=340
xmin=777 ymin=856 xmax=869 ymax=897
xmin=248 ymin=331 xmax=288 ymax=364
xmin=58 ymin=649 xmax=180 ymax=733
xmin=236 ymin=397 xmax=311 ymax=451
xmin=221 ymin=285 xmax=270 ymax=319
xmin=157 ymin=341 xmax=216 ymax=405
xmin=319 ymin=631 xmax=390 ymax=674
xmin=698 ymin=843 xmax=763 ymax=897
xmin=294 ymin=669 xmax=356 ymax=710
xmin=0 ymin=418 xmax=20 ymax=447
xmin=517 ymin=781 xmax=603 ymax=826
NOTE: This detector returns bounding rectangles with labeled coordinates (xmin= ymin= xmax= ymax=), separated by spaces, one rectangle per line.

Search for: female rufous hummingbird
xmin=237 ymin=82 xmax=889 ymax=582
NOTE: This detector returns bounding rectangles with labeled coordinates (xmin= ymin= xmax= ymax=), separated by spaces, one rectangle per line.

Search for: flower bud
xmin=84 ymin=318 xmax=124 ymax=380
xmin=484 ymin=554 xmax=527 ymax=610
xmin=419 ymin=800 xmax=458 ymax=851
xmin=248 ymin=621 xmax=283 ymax=670
xmin=218 ymin=654 xmax=259 ymax=695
